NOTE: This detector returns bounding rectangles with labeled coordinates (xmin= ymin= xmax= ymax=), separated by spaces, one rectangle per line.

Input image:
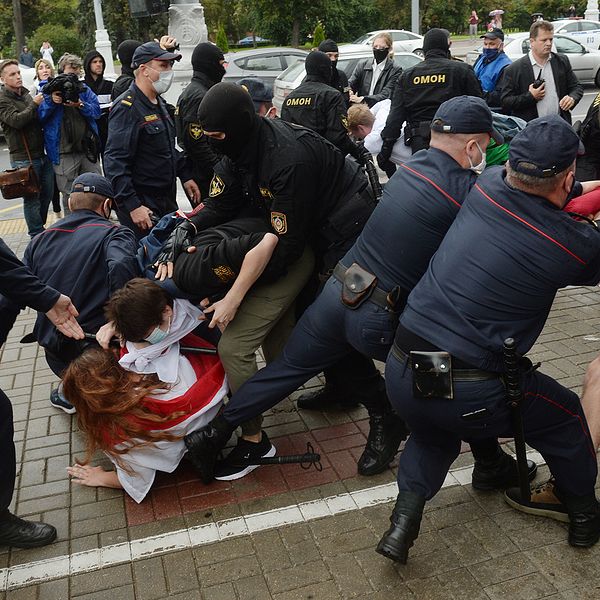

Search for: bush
xmin=312 ymin=21 xmax=325 ymax=48
xmin=30 ymin=24 xmax=83 ymax=62
xmin=216 ymin=24 xmax=229 ymax=53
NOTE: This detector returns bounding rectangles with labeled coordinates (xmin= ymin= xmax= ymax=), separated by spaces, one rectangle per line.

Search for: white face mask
xmin=147 ymin=67 xmax=174 ymax=94
xmin=467 ymin=141 xmax=486 ymax=174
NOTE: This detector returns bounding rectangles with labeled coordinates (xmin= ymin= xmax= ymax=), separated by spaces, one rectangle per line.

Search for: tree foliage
xmin=312 ymin=20 xmax=325 ymax=47
xmin=216 ymin=23 xmax=229 ymax=53
xmin=3 ymin=0 xmax=591 ymax=61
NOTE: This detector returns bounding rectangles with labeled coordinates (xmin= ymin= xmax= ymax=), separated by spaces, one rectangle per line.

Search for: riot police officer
xmin=318 ymin=39 xmax=350 ymax=106
xmin=156 ymin=83 xmax=400 ymax=481
xmin=377 ymin=28 xmax=482 ymax=176
xmin=183 ymin=96 xmax=541 ymax=497
xmin=175 ymin=42 xmax=226 ymax=201
xmin=281 ymin=51 xmax=367 ymax=161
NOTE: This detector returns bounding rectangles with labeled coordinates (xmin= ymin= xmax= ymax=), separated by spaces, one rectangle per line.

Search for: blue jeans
xmin=11 ymin=156 xmax=54 ymax=237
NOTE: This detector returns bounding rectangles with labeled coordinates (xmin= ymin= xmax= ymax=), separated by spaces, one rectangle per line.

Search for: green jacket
xmin=0 ymin=86 xmax=45 ymax=161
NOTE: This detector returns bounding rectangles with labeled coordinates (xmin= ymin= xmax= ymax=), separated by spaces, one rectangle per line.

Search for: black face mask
xmin=373 ymin=48 xmax=389 ymax=64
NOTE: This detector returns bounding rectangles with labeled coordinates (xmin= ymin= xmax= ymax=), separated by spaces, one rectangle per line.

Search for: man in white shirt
xmin=347 ymin=100 xmax=411 ymax=164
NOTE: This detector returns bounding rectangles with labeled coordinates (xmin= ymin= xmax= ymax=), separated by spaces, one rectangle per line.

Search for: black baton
xmin=365 ymin=156 xmax=383 ymax=201
xmin=231 ymin=443 xmax=322 ymax=471
xmin=503 ymin=338 xmax=531 ymax=502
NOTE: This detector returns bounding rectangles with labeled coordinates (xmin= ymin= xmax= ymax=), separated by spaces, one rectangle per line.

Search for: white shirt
xmin=40 ymin=45 xmax=54 ymax=66
xmin=529 ymin=51 xmax=559 ymax=117
xmin=364 ymin=100 xmax=412 ymax=164
xmin=369 ymin=59 xmax=387 ymax=96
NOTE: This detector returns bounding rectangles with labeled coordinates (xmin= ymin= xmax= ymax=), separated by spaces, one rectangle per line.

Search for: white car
xmin=466 ymin=32 xmax=600 ymax=87
xmin=553 ymin=19 xmax=600 ymax=50
xmin=272 ymin=47 xmax=423 ymax=112
xmin=352 ymin=29 xmax=425 ymax=57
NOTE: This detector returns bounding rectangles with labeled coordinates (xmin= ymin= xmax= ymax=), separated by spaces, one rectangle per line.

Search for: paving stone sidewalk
xmin=0 ymin=221 xmax=599 ymax=599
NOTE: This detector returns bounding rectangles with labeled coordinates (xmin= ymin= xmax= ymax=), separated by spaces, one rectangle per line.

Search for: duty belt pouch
xmin=410 ymin=351 xmax=453 ymax=399
xmin=403 ymin=123 xmax=412 ymax=146
xmin=341 ymin=262 xmax=377 ymax=309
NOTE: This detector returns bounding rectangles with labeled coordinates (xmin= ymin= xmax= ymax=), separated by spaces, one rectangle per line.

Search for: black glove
xmin=154 ymin=220 xmax=196 ymax=267
xmin=377 ymin=139 xmax=396 ymax=178
xmin=353 ymin=142 xmax=372 ymax=166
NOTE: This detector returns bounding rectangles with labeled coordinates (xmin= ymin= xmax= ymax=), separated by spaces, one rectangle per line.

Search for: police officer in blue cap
xmin=21 ymin=172 xmax=139 ymax=413
xmin=379 ymin=114 xmax=600 ymax=564
xmin=183 ymin=96 xmax=541 ymax=494
xmin=104 ymin=42 xmax=200 ymax=238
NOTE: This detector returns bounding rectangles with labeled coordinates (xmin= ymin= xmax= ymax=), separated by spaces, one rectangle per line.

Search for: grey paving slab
xmin=1 ymin=220 xmax=600 ymax=598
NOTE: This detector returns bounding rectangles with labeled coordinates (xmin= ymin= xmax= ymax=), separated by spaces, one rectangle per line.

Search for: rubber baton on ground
xmin=236 ymin=443 xmax=322 ymax=471
xmin=503 ymin=338 xmax=531 ymax=502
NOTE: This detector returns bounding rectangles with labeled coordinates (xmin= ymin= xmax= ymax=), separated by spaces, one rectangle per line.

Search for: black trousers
xmin=0 ymin=388 xmax=16 ymax=512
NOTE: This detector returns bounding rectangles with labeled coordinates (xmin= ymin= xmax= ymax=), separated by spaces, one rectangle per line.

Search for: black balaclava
xmin=318 ymin=39 xmax=339 ymax=65
xmin=192 ymin=42 xmax=226 ymax=84
xmin=198 ymin=82 xmax=259 ymax=160
xmin=117 ymin=40 xmax=141 ymax=77
xmin=423 ymin=28 xmax=451 ymax=59
xmin=305 ymin=50 xmax=333 ymax=85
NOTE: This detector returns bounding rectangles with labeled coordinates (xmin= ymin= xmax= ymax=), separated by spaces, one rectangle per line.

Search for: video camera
xmin=43 ymin=73 xmax=85 ymax=104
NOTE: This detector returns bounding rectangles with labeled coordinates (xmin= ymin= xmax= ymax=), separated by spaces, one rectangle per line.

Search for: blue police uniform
xmin=213 ymin=147 xmax=477 ymax=425
xmin=23 ymin=210 xmax=139 ymax=374
xmin=104 ymin=83 xmax=193 ymax=237
xmin=388 ymin=165 xmax=600 ymax=502
xmin=0 ymin=238 xmax=60 ymax=516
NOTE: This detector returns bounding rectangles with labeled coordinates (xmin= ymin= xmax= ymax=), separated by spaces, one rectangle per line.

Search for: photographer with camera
xmin=38 ymin=53 xmax=102 ymax=214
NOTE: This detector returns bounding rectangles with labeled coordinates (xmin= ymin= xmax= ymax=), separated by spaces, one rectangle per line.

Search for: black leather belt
xmin=333 ymin=262 xmax=390 ymax=309
xmin=391 ymin=343 xmax=499 ymax=382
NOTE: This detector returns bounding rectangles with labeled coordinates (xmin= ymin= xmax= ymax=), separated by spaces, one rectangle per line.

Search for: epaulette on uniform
xmin=121 ymin=95 xmax=133 ymax=107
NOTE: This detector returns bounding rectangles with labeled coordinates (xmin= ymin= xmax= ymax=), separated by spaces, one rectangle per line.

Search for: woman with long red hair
xmin=64 ymin=279 xmax=227 ymax=502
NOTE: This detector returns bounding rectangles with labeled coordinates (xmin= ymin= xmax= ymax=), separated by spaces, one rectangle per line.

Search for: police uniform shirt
xmin=400 ymin=166 xmax=600 ymax=372
xmin=281 ymin=81 xmax=357 ymax=158
xmin=173 ymin=218 xmax=271 ymax=298
xmin=23 ymin=210 xmax=139 ymax=351
xmin=175 ymin=74 xmax=220 ymax=184
xmin=104 ymin=83 xmax=192 ymax=214
xmin=382 ymin=56 xmax=483 ymax=141
xmin=343 ymin=148 xmax=476 ymax=292
xmin=188 ymin=118 xmax=366 ymax=278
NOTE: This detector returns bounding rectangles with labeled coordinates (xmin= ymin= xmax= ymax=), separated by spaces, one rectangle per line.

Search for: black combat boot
xmin=471 ymin=443 xmax=537 ymax=490
xmin=184 ymin=414 xmax=235 ymax=484
xmin=358 ymin=408 xmax=410 ymax=476
xmin=0 ymin=510 xmax=57 ymax=548
xmin=296 ymin=383 xmax=360 ymax=411
xmin=562 ymin=491 xmax=600 ymax=548
xmin=358 ymin=379 xmax=409 ymax=476
xmin=376 ymin=491 xmax=425 ymax=564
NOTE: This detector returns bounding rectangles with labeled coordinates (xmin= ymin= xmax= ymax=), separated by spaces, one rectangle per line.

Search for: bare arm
xmin=202 ymin=233 xmax=279 ymax=330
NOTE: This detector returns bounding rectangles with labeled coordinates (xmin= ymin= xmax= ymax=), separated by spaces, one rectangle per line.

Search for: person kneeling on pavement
xmin=64 ymin=279 xmax=228 ymax=502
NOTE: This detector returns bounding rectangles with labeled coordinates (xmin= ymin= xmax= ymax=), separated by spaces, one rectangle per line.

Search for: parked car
xmin=223 ymin=47 xmax=309 ymax=85
xmin=352 ymin=29 xmax=425 ymax=57
xmin=466 ymin=32 xmax=600 ymax=87
xmin=237 ymin=36 xmax=271 ymax=46
xmin=552 ymin=19 xmax=600 ymax=50
xmin=273 ymin=47 xmax=423 ymax=112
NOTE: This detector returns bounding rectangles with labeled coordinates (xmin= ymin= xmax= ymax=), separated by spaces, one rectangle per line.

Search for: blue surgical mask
xmin=482 ymin=47 xmax=500 ymax=61
xmin=144 ymin=317 xmax=170 ymax=344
